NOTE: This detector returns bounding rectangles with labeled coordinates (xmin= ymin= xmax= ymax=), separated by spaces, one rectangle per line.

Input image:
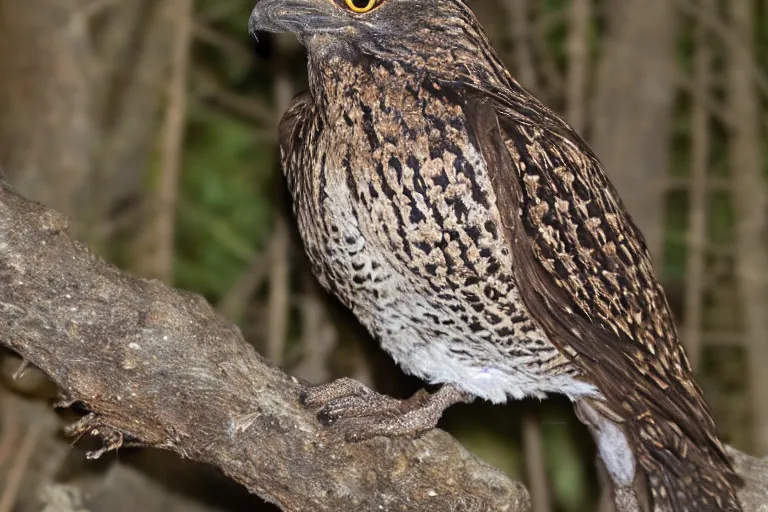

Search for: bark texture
xmin=0 ymin=176 xmax=529 ymax=512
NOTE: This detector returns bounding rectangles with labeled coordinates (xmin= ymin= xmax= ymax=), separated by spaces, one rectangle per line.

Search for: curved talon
xmin=298 ymin=388 xmax=312 ymax=406
xmin=316 ymin=408 xmax=337 ymax=426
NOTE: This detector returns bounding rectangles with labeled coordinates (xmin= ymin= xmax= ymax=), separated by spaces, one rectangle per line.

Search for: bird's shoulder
xmin=278 ymin=90 xmax=313 ymax=166
xmin=461 ymin=91 xmax=731 ymax=459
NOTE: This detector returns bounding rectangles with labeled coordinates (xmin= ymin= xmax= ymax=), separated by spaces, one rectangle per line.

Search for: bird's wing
xmin=278 ymin=91 xmax=313 ymax=168
xmin=463 ymin=95 xmax=740 ymax=507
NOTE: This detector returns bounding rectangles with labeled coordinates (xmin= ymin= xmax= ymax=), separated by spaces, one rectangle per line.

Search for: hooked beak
xmin=249 ymin=0 xmax=348 ymax=38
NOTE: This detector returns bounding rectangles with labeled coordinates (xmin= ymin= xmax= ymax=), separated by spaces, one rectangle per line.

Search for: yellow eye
xmin=344 ymin=0 xmax=376 ymax=13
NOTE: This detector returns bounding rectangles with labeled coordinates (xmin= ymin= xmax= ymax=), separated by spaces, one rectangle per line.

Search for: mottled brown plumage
xmin=249 ymin=0 xmax=741 ymax=509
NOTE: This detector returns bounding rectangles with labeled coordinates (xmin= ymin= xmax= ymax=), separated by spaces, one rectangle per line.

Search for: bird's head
xmin=249 ymin=0 xmax=471 ymax=47
xmin=249 ymin=0 xmax=509 ymax=91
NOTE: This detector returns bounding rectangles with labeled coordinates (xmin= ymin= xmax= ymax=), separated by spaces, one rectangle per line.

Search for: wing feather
xmin=278 ymin=91 xmax=312 ymax=168
xmin=463 ymin=95 xmax=740 ymax=509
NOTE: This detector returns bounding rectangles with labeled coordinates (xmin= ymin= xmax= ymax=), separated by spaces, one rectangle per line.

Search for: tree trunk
xmin=683 ymin=0 xmax=714 ymax=370
xmin=590 ymin=0 xmax=679 ymax=264
xmin=565 ymin=0 xmax=592 ymax=133
xmin=0 ymin=0 xmax=174 ymax=241
xmin=726 ymin=0 xmax=768 ymax=456
xmin=0 ymin=0 xmax=97 ymax=227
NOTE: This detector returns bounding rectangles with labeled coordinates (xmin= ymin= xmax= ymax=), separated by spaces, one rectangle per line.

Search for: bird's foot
xmin=299 ymin=377 xmax=473 ymax=442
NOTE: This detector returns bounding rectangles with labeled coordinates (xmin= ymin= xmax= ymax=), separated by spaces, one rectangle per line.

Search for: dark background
xmin=0 ymin=0 xmax=766 ymax=511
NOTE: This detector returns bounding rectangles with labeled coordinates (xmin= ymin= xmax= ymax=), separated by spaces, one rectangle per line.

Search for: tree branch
xmin=1 ymin=176 xmax=768 ymax=511
xmin=0 ymin=176 xmax=529 ymax=511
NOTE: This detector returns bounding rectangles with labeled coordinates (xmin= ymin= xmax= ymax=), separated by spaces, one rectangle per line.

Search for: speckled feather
xmin=280 ymin=60 xmax=592 ymax=403
xmin=268 ymin=0 xmax=741 ymax=509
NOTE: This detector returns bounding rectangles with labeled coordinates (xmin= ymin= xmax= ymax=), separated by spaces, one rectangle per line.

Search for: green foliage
xmin=455 ymin=424 xmax=523 ymax=479
xmin=542 ymin=417 xmax=589 ymax=512
xmin=175 ymin=105 xmax=275 ymax=300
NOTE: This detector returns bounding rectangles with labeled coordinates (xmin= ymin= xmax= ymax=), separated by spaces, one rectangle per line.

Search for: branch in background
xmin=682 ymin=0 xmax=714 ymax=370
xmin=217 ymin=251 xmax=268 ymax=320
xmin=521 ymin=412 xmax=551 ymax=512
xmin=726 ymin=0 xmax=768 ymax=456
xmin=193 ymin=22 xmax=255 ymax=69
xmin=0 ymin=0 xmax=97 ymax=232
xmin=528 ymin=4 xmax=564 ymax=104
xmin=92 ymin=0 xmax=177 ymax=239
xmin=266 ymin=216 xmax=290 ymax=365
xmin=674 ymin=0 xmax=768 ymax=101
xmin=191 ymin=66 xmax=276 ymax=128
xmin=265 ymin=35 xmax=298 ymax=367
xmin=0 ymin=179 xmax=530 ymax=511
xmin=292 ymin=274 xmax=337 ymax=385
xmin=564 ymin=0 xmax=591 ymax=133
xmin=138 ymin=0 xmax=193 ymax=283
xmin=0 ymin=419 xmax=41 ymax=512
xmin=675 ymin=74 xmax=737 ymax=131
xmin=502 ymin=0 xmax=540 ymax=93
xmin=0 ymin=398 xmax=19 ymax=472
xmin=590 ymin=0 xmax=679 ymax=264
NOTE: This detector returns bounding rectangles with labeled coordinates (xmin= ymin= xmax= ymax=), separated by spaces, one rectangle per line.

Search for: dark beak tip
xmin=248 ymin=8 xmax=262 ymax=38
xmin=248 ymin=1 xmax=274 ymax=38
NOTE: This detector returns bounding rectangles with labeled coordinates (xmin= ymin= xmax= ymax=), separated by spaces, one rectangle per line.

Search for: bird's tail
xmin=633 ymin=412 xmax=743 ymax=512
xmin=576 ymin=399 xmax=743 ymax=512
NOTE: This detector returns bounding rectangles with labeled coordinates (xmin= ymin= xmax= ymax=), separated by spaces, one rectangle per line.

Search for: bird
xmin=248 ymin=0 xmax=742 ymax=509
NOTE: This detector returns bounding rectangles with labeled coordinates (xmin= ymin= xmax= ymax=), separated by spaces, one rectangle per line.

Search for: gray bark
xmin=0 ymin=176 xmax=529 ymax=512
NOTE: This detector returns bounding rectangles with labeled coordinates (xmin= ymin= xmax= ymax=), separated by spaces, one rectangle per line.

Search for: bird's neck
xmin=307 ymin=52 xmax=420 ymax=113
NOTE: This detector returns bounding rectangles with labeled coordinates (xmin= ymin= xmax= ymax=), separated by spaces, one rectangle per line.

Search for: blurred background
xmin=0 ymin=0 xmax=766 ymax=511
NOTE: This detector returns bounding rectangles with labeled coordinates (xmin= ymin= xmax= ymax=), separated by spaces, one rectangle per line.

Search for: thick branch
xmin=0 ymin=178 xmax=528 ymax=511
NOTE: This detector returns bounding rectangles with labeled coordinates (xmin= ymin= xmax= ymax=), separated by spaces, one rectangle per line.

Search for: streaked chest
xmin=282 ymin=61 xmax=590 ymax=401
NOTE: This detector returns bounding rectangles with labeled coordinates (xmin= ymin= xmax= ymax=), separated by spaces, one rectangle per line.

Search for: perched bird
xmin=249 ymin=0 xmax=742 ymax=509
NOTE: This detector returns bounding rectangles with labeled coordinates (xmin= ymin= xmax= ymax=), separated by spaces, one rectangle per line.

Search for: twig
xmin=522 ymin=411 xmax=551 ymax=512
xmin=726 ymin=0 xmax=768 ymax=455
xmin=0 ymin=397 xmax=19 ymax=473
xmin=565 ymin=0 xmax=592 ymax=132
xmin=217 ymin=251 xmax=268 ymax=321
xmin=0 ymin=420 xmax=42 ymax=512
xmin=501 ymin=0 xmax=540 ymax=93
xmin=682 ymin=0 xmax=714 ymax=370
xmin=143 ymin=0 xmax=193 ymax=283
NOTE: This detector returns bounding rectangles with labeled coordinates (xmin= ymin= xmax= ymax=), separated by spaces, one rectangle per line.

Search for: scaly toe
xmin=299 ymin=377 xmax=373 ymax=410
xmin=315 ymin=393 xmax=402 ymax=426
xmin=335 ymin=408 xmax=440 ymax=442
